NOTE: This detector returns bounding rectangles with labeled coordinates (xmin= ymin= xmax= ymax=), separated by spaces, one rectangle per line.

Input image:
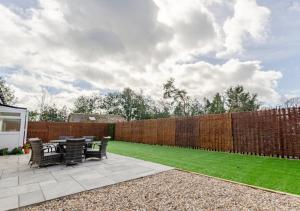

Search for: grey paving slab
xmin=87 ymin=165 xmax=115 ymax=176
xmin=51 ymin=173 xmax=73 ymax=182
xmin=19 ymin=172 xmax=55 ymax=185
xmin=0 ymin=153 xmax=173 ymax=210
xmin=0 ymin=183 xmax=40 ymax=199
xmin=0 ymin=176 xmax=18 ymax=188
xmin=19 ymin=190 xmax=45 ymax=207
xmin=0 ymin=195 xmax=18 ymax=211
xmin=74 ymin=174 xmax=115 ymax=190
xmin=40 ymin=179 xmax=85 ymax=200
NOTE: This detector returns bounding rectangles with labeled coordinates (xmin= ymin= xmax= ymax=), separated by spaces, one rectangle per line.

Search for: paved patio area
xmin=0 ymin=153 xmax=173 ymax=211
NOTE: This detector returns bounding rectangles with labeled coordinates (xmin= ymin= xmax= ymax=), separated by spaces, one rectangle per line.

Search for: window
xmin=0 ymin=118 xmax=21 ymax=132
xmin=0 ymin=112 xmax=20 ymax=117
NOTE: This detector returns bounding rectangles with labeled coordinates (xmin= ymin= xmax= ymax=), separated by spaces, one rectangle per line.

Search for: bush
xmin=9 ymin=147 xmax=24 ymax=155
xmin=0 ymin=148 xmax=9 ymax=156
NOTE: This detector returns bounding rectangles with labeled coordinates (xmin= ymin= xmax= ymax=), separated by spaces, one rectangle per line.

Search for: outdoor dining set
xmin=28 ymin=136 xmax=110 ymax=167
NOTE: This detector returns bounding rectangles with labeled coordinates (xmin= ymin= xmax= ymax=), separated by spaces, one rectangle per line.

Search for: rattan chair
xmin=82 ymin=136 xmax=96 ymax=141
xmin=29 ymin=139 xmax=61 ymax=167
xmin=64 ymin=138 xmax=85 ymax=166
xmin=85 ymin=137 xmax=110 ymax=160
xmin=82 ymin=136 xmax=96 ymax=148
xmin=28 ymin=137 xmax=40 ymax=165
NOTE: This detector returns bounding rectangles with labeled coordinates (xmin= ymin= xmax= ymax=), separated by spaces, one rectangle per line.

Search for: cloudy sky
xmin=0 ymin=0 xmax=299 ymax=110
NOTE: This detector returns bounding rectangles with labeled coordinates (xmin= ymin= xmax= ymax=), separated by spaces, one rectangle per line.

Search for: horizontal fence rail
xmin=114 ymin=107 xmax=300 ymax=159
xmin=27 ymin=122 xmax=110 ymax=142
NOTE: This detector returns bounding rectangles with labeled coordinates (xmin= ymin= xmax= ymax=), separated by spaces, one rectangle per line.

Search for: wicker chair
xmin=64 ymin=138 xmax=85 ymax=166
xmin=28 ymin=138 xmax=40 ymax=165
xmin=29 ymin=139 xmax=61 ymax=167
xmin=82 ymin=136 xmax=96 ymax=141
xmin=85 ymin=137 xmax=110 ymax=160
xmin=82 ymin=136 xmax=96 ymax=148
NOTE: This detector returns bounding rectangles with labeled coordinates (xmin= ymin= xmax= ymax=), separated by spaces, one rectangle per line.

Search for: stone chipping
xmin=22 ymin=170 xmax=300 ymax=211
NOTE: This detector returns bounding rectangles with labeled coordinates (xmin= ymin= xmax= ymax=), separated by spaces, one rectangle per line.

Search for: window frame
xmin=0 ymin=113 xmax=22 ymax=133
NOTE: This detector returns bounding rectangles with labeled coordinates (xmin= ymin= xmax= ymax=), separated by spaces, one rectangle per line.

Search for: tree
xmin=151 ymin=100 xmax=172 ymax=119
xmin=40 ymin=104 xmax=67 ymax=122
xmin=0 ymin=77 xmax=17 ymax=105
xmin=100 ymin=92 xmax=122 ymax=115
xmin=187 ymin=99 xmax=204 ymax=116
xmin=163 ymin=78 xmax=204 ymax=116
xmin=163 ymin=78 xmax=190 ymax=116
xmin=134 ymin=94 xmax=154 ymax=120
xmin=101 ymin=89 xmax=161 ymax=121
xmin=73 ymin=95 xmax=100 ymax=114
xmin=118 ymin=88 xmax=140 ymax=121
xmin=225 ymin=85 xmax=260 ymax=112
xmin=28 ymin=110 xmax=39 ymax=121
xmin=284 ymin=97 xmax=300 ymax=107
xmin=100 ymin=88 xmax=140 ymax=121
xmin=204 ymin=93 xmax=226 ymax=114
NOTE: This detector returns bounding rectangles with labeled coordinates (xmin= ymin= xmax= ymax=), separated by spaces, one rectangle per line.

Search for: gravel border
xmin=22 ymin=170 xmax=300 ymax=210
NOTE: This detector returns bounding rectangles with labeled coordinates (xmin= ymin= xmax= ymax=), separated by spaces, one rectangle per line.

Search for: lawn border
xmin=109 ymin=141 xmax=300 ymax=197
xmin=177 ymin=168 xmax=300 ymax=198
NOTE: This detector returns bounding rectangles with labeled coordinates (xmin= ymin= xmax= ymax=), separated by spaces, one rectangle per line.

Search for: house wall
xmin=0 ymin=106 xmax=28 ymax=150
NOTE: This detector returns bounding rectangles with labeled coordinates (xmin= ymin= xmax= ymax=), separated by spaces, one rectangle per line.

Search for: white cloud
xmin=219 ymin=0 xmax=271 ymax=57
xmin=0 ymin=0 xmax=282 ymax=110
xmin=158 ymin=59 xmax=282 ymax=103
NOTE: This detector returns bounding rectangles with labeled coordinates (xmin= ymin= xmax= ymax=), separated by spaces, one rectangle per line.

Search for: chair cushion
xmin=86 ymin=148 xmax=99 ymax=152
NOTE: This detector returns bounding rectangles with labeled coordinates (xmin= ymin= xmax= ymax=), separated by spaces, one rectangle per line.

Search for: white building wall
xmin=0 ymin=106 xmax=28 ymax=150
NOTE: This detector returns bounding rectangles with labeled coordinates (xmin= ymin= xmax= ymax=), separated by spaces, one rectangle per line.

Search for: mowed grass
xmin=108 ymin=141 xmax=300 ymax=195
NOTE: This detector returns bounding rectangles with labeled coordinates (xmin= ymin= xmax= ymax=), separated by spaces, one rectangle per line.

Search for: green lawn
xmin=108 ymin=141 xmax=300 ymax=195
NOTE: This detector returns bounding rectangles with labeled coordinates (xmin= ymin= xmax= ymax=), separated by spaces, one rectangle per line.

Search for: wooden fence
xmin=27 ymin=122 xmax=110 ymax=142
xmin=115 ymin=107 xmax=300 ymax=159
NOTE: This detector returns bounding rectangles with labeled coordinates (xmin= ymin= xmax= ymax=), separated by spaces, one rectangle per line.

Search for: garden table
xmin=50 ymin=139 xmax=102 ymax=153
xmin=50 ymin=139 xmax=101 ymax=145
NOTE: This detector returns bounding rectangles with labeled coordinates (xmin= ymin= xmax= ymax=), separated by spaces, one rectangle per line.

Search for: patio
xmin=0 ymin=153 xmax=173 ymax=211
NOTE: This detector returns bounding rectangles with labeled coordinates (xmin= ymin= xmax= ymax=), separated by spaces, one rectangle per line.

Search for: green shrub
xmin=0 ymin=148 xmax=9 ymax=156
xmin=9 ymin=147 xmax=24 ymax=155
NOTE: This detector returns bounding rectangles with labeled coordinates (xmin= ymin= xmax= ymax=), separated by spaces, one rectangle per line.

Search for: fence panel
xmin=113 ymin=107 xmax=300 ymax=159
xmin=27 ymin=122 xmax=49 ymax=142
xmin=199 ymin=114 xmax=233 ymax=151
xmin=115 ymin=123 xmax=122 ymax=140
xmin=143 ymin=119 xmax=157 ymax=144
xmin=175 ymin=117 xmax=199 ymax=148
xmin=281 ymin=107 xmax=300 ymax=158
xmin=131 ymin=121 xmax=143 ymax=143
xmin=27 ymin=122 xmax=109 ymax=142
xmin=232 ymin=108 xmax=300 ymax=158
xmin=122 ymin=122 xmax=132 ymax=142
xmin=47 ymin=123 xmax=72 ymax=141
xmin=157 ymin=118 xmax=176 ymax=146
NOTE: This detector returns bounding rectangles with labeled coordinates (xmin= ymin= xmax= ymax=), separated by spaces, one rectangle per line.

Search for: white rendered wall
xmin=0 ymin=106 xmax=28 ymax=150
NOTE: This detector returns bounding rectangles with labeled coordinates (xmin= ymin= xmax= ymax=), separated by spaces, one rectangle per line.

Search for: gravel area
xmin=22 ymin=170 xmax=300 ymax=211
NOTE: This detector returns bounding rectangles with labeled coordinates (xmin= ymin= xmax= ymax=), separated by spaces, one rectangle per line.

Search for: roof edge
xmin=0 ymin=104 xmax=27 ymax=110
